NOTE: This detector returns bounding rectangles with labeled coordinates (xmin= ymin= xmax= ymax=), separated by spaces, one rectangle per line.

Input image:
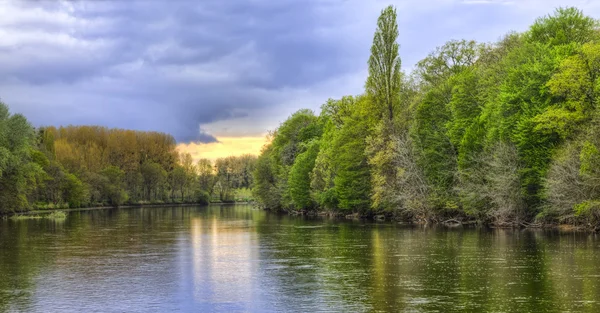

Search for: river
xmin=1 ymin=204 xmax=600 ymax=312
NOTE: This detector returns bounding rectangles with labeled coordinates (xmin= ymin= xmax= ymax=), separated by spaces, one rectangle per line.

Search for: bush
xmin=46 ymin=211 xmax=67 ymax=220
xmin=195 ymin=190 xmax=210 ymax=205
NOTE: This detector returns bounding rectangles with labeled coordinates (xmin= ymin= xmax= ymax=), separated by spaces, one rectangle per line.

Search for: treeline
xmin=253 ymin=6 xmax=600 ymax=227
xmin=0 ymin=110 xmax=257 ymax=214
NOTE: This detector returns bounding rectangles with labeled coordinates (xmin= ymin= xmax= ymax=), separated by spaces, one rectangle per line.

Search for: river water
xmin=1 ymin=204 xmax=600 ymax=312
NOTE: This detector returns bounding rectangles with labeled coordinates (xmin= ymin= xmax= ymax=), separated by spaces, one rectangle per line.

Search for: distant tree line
xmin=0 ymin=114 xmax=257 ymax=214
xmin=253 ymin=6 xmax=600 ymax=227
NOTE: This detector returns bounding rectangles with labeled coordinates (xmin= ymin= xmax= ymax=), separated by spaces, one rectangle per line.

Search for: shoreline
xmin=3 ymin=202 xmax=255 ymax=217
xmin=5 ymin=204 xmax=593 ymax=232
xmin=277 ymin=208 xmax=598 ymax=232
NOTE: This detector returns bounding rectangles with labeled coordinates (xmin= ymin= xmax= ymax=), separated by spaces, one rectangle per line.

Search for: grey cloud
xmin=0 ymin=0 xmax=366 ymax=142
xmin=6 ymin=0 xmax=592 ymax=143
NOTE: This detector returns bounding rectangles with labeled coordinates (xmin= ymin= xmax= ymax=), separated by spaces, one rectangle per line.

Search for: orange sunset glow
xmin=177 ymin=135 xmax=269 ymax=162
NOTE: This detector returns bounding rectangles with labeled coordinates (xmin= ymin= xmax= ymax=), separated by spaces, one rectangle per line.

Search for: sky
xmin=2 ymin=0 xmax=600 ymax=161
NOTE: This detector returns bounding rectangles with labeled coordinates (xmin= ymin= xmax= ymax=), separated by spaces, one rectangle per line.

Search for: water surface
xmin=1 ymin=204 xmax=600 ymax=312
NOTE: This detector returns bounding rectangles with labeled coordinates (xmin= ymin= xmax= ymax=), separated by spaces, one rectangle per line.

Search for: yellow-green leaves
xmin=547 ymin=43 xmax=600 ymax=112
xmin=579 ymin=141 xmax=600 ymax=176
xmin=532 ymin=107 xmax=585 ymax=139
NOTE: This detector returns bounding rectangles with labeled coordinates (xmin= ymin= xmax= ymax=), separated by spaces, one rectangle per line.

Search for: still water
xmin=1 ymin=204 xmax=600 ymax=312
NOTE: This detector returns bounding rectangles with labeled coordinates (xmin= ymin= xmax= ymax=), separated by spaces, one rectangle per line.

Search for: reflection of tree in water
xmin=253 ymin=215 xmax=376 ymax=312
xmin=0 ymin=207 xmax=190 ymax=312
xmin=0 ymin=219 xmax=49 ymax=312
xmin=252 ymin=220 xmax=600 ymax=312
xmin=3 ymin=206 xmax=600 ymax=312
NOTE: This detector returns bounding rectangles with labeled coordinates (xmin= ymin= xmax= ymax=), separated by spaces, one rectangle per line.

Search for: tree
xmin=253 ymin=109 xmax=321 ymax=210
xmin=197 ymin=158 xmax=215 ymax=195
xmin=180 ymin=153 xmax=196 ymax=200
xmin=171 ymin=165 xmax=187 ymax=202
xmin=288 ymin=140 xmax=319 ymax=210
xmin=529 ymin=7 xmax=598 ymax=46
xmin=253 ymin=145 xmax=281 ymax=210
xmin=364 ymin=6 xmax=405 ymax=212
xmin=332 ymin=97 xmax=373 ymax=213
xmin=366 ymin=5 xmax=401 ymax=121
xmin=140 ymin=161 xmax=166 ymax=201
xmin=0 ymin=102 xmax=40 ymax=213
xmin=310 ymin=118 xmax=339 ymax=210
xmin=101 ymin=166 xmax=128 ymax=206
xmin=62 ymin=173 xmax=87 ymax=208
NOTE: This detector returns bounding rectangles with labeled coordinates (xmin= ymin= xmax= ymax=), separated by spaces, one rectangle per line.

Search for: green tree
xmin=101 ymin=166 xmax=128 ymax=206
xmin=253 ymin=144 xmax=281 ymax=210
xmin=288 ymin=140 xmax=320 ymax=210
xmin=310 ymin=118 xmax=339 ymax=210
xmin=141 ymin=161 xmax=166 ymax=201
xmin=197 ymin=158 xmax=215 ymax=195
xmin=0 ymin=102 xmax=41 ymax=213
xmin=332 ymin=97 xmax=373 ymax=213
xmin=170 ymin=165 xmax=187 ymax=202
xmin=364 ymin=5 xmax=405 ymax=211
xmin=529 ymin=7 xmax=598 ymax=46
xmin=366 ymin=5 xmax=401 ymax=122
xmin=62 ymin=173 xmax=87 ymax=208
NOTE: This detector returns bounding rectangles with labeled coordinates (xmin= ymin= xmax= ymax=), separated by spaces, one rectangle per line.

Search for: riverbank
xmin=5 ymin=203 xmax=593 ymax=232
xmin=4 ymin=203 xmax=599 ymax=312
xmin=278 ymin=208 xmax=599 ymax=231
xmin=2 ymin=201 xmax=255 ymax=217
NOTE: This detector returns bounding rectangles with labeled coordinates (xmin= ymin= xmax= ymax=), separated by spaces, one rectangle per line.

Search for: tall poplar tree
xmin=365 ymin=5 xmax=403 ymax=211
xmin=366 ymin=5 xmax=401 ymax=122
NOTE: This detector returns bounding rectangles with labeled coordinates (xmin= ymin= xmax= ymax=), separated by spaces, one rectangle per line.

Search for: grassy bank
xmin=1 ymin=201 xmax=257 ymax=218
xmin=9 ymin=211 xmax=68 ymax=221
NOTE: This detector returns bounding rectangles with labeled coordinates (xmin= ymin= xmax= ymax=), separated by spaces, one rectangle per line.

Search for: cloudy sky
xmin=2 ymin=0 xmax=600 ymax=160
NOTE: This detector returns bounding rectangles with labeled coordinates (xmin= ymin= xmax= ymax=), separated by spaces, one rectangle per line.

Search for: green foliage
xmin=101 ymin=166 xmax=128 ymax=206
xmin=194 ymin=189 xmax=210 ymax=205
xmin=252 ymin=145 xmax=282 ymax=210
xmin=366 ymin=5 xmax=401 ymax=121
xmin=412 ymin=83 xmax=457 ymax=208
xmin=252 ymin=109 xmax=321 ymax=211
xmin=249 ymin=5 xmax=600 ymax=228
xmin=331 ymin=97 xmax=373 ymax=212
xmin=46 ymin=211 xmax=67 ymax=220
xmin=288 ymin=140 xmax=319 ymax=210
xmin=271 ymin=109 xmax=319 ymax=167
xmin=62 ymin=173 xmax=87 ymax=208
xmin=0 ymin=102 xmax=39 ymax=213
xmin=310 ymin=119 xmax=339 ymax=209
xmin=4 ymin=5 xmax=600 ymax=229
xmin=170 ymin=165 xmax=187 ymax=201
xmin=529 ymin=7 xmax=598 ymax=46
xmin=10 ymin=211 xmax=67 ymax=220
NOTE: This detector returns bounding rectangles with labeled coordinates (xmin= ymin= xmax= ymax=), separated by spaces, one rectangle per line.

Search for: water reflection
xmin=1 ymin=205 xmax=600 ymax=312
xmin=188 ymin=214 xmax=259 ymax=311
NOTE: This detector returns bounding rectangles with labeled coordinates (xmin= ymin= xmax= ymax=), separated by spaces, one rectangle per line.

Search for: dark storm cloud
xmin=6 ymin=0 xmax=591 ymax=143
xmin=0 ymin=0 xmax=365 ymax=142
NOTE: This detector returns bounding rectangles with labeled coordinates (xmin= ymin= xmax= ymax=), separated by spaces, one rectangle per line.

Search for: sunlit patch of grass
xmin=46 ymin=211 xmax=67 ymax=220
xmin=9 ymin=211 xmax=67 ymax=220
xmin=10 ymin=214 xmax=43 ymax=220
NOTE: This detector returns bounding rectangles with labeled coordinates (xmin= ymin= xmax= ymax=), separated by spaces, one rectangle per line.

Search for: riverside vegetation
xmin=0 ymin=105 xmax=257 ymax=214
xmin=4 ymin=6 xmax=600 ymax=230
xmin=253 ymin=6 xmax=600 ymax=229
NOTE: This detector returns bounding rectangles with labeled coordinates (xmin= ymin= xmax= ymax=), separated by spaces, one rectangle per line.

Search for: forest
xmin=4 ymin=6 xmax=600 ymax=228
xmin=253 ymin=6 xmax=600 ymax=228
xmin=0 ymin=113 xmax=257 ymax=214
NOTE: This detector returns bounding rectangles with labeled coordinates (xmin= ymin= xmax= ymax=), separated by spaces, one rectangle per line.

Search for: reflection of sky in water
xmin=186 ymin=217 xmax=259 ymax=311
xmin=2 ymin=205 xmax=600 ymax=312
